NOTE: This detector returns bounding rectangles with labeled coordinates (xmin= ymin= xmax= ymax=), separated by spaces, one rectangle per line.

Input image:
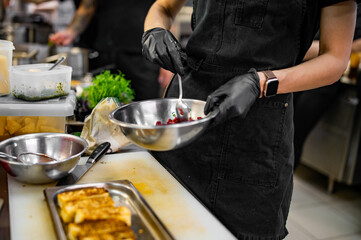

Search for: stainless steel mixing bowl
xmin=109 ymin=98 xmax=219 ymax=151
xmin=0 ymin=133 xmax=88 ymax=184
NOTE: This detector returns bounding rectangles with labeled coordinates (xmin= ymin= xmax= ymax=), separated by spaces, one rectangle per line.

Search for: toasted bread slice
xmin=74 ymin=206 xmax=131 ymax=226
xmin=68 ymin=219 xmax=134 ymax=240
xmin=78 ymin=231 xmax=136 ymax=240
xmin=57 ymin=188 xmax=107 ymax=208
xmin=60 ymin=193 xmax=114 ymax=223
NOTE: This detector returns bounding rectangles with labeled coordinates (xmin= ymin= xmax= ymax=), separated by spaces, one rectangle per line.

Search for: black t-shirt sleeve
xmin=320 ymin=0 xmax=360 ymax=8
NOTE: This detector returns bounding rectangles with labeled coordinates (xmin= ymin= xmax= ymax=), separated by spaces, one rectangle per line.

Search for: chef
xmin=141 ymin=0 xmax=358 ymax=239
xmin=49 ymin=0 xmax=160 ymax=101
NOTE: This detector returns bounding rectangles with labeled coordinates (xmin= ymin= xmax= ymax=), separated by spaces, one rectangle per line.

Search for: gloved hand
xmin=204 ymin=68 xmax=261 ymax=125
xmin=142 ymin=27 xmax=186 ymax=75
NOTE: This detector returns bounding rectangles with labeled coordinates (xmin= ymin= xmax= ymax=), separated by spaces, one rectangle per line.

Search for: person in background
xmin=141 ymin=0 xmax=358 ymax=239
xmin=294 ymin=4 xmax=361 ymax=171
xmin=49 ymin=0 xmax=161 ymax=101
xmin=0 ymin=0 xmax=10 ymax=22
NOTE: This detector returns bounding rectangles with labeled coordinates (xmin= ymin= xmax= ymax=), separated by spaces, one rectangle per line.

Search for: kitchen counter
xmin=5 ymin=148 xmax=236 ymax=240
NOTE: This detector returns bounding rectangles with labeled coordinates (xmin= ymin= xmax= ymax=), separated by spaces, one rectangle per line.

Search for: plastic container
xmin=11 ymin=63 xmax=72 ymax=101
xmin=0 ymin=90 xmax=76 ymax=141
xmin=0 ymin=40 xmax=15 ymax=96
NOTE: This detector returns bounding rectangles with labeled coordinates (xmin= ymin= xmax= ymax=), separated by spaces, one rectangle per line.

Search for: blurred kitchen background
xmin=1 ymin=0 xmax=361 ymax=239
xmin=0 ymin=0 xmax=74 ymax=66
xmin=0 ymin=0 xmax=193 ymax=79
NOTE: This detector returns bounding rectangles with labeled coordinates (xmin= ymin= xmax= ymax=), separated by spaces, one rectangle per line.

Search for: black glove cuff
xmin=248 ymin=68 xmax=261 ymax=97
xmin=142 ymin=27 xmax=166 ymax=44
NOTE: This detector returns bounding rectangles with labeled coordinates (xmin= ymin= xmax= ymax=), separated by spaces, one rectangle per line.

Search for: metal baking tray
xmin=44 ymin=180 xmax=174 ymax=240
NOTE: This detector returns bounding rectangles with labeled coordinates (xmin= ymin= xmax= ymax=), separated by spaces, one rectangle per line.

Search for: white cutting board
xmin=8 ymin=150 xmax=236 ymax=240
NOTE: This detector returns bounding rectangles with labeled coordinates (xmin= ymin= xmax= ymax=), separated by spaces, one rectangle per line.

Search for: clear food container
xmin=11 ymin=63 xmax=72 ymax=101
xmin=0 ymin=40 xmax=15 ymax=96
xmin=0 ymin=90 xmax=76 ymax=141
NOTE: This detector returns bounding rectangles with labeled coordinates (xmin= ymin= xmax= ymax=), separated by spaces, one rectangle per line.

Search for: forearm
xmin=259 ymin=1 xmax=356 ymax=95
xmin=68 ymin=0 xmax=97 ymax=36
xmin=303 ymin=40 xmax=320 ymax=61
xmin=273 ymin=54 xmax=349 ymax=94
xmin=144 ymin=0 xmax=186 ymax=31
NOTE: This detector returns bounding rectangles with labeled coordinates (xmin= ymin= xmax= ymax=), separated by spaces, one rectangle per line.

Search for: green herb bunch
xmin=83 ymin=70 xmax=135 ymax=108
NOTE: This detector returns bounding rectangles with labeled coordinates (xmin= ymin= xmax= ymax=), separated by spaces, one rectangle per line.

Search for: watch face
xmin=265 ymin=79 xmax=279 ymax=97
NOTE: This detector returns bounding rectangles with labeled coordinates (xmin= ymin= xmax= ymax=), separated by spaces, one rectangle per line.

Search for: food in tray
xmin=57 ymin=188 xmax=107 ymax=208
xmin=76 ymin=231 xmax=135 ymax=240
xmin=57 ymin=187 xmax=135 ymax=240
xmin=60 ymin=193 xmax=114 ymax=223
xmin=75 ymin=206 xmax=131 ymax=225
xmin=68 ymin=219 xmax=135 ymax=240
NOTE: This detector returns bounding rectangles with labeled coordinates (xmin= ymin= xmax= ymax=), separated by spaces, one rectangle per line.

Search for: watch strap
xmin=263 ymin=70 xmax=277 ymax=80
xmin=262 ymin=70 xmax=278 ymax=97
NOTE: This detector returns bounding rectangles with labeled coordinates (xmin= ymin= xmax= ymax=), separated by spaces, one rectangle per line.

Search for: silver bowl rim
xmin=0 ymin=132 xmax=88 ymax=166
xmin=109 ymin=98 xmax=219 ymax=129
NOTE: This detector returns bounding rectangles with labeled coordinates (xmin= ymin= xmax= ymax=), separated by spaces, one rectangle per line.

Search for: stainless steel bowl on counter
xmin=0 ymin=133 xmax=88 ymax=184
xmin=109 ymin=98 xmax=219 ymax=151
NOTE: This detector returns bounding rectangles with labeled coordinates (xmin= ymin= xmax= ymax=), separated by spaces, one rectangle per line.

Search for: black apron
xmin=77 ymin=0 xmax=160 ymax=101
xmin=152 ymin=0 xmax=330 ymax=239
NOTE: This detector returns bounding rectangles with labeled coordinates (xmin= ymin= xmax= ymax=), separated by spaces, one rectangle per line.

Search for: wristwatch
xmin=262 ymin=70 xmax=279 ymax=97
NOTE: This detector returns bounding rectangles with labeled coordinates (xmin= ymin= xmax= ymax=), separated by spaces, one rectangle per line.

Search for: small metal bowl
xmin=0 ymin=133 xmax=88 ymax=184
xmin=109 ymin=98 xmax=218 ymax=151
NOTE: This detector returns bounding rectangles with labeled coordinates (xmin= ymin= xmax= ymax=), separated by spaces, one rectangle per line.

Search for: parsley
xmin=83 ymin=71 xmax=135 ymax=109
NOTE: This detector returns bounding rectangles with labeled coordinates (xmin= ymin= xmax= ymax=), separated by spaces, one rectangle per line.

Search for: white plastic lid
xmin=0 ymin=40 xmax=15 ymax=51
xmin=12 ymin=63 xmax=72 ymax=75
xmin=0 ymin=90 xmax=76 ymax=116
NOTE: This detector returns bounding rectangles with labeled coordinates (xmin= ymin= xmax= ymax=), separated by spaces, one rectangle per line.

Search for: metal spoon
xmin=0 ymin=151 xmax=56 ymax=163
xmin=175 ymin=74 xmax=191 ymax=121
xmin=0 ymin=152 xmax=18 ymax=162
xmin=48 ymin=56 xmax=66 ymax=71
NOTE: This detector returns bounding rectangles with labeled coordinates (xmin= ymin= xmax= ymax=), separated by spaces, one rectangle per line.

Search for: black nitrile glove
xmin=142 ymin=27 xmax=186 ymax=75
xmin=204 ymin=68 xmax=261 ymax=125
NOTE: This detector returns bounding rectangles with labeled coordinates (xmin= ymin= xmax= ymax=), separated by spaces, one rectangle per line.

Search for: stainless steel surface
xmin=13 ymin=48 xmax=38 ymax=65
xmin=44 ymin=180 xmax=175 ymax=240
xmin=0 ymin=23 xmax=27 ymax=44
xmin=0 ymin=152 xmax=18 ymax=162
xmin=45 ymin=47 xmax=98 ymax=78
xmin=109 ymin=98 xmax=219 ymax=151
xmin=48 ymin=56 xmax=66 ymax=71
xmin=18 ymin=152 xmax=56 ymax=163
xmin=0 ymin=133 xmax=88 ymax=184
xmin=0 ymin=22 xmax=52 ymax=45
xmin=301 ymin=85 xmax=361 ymax=192
xmin=0 ymin=151 xmax=55 ymax=163
xmin=67 ymin=47 xmax=88 ymax=78
xmin=56 ymin=142 xmax=110 ymax=186
xmin=176 ymin=74 xmax=191 ymax=121
xmin=10 ymin=43 xmax=49 ymax=65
